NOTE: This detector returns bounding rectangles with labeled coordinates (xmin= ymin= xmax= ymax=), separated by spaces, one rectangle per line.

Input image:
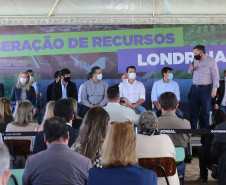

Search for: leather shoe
xmin=197 ymin=177 xmax=207 ymax=182
xmin=211 ymin=165 xmax=218 ymax=179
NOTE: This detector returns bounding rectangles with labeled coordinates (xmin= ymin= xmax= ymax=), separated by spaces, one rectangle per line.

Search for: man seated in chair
xmin=151 ymin=67 xmax=183 ymax=118
xmin=0 ymin=142 xmax=11 ymax=185
xmin=22 ymin=117 xmax=92 ymax=185
xmin=157 ymin=92 xmax=191 ymax=183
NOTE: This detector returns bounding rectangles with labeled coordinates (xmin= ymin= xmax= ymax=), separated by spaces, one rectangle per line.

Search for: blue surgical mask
xmin=167 ymin=73 xmax=173 ymax=80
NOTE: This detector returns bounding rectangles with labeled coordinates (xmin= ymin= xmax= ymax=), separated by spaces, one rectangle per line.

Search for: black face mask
xmin=194 ymin=54 xmax=202 ymax=60
xmin=64 ymin=77 xmax=70 ymax=82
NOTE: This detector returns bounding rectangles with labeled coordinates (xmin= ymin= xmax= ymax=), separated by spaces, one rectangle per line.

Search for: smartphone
xmin=120 ymin=97 xmax=125 ymax=103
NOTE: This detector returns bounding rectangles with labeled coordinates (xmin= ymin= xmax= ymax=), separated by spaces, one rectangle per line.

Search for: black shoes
xmin=197 ymin=177 xmax=208 ymax=182
xmin=210 ymin=165 xmax=218 ymax=179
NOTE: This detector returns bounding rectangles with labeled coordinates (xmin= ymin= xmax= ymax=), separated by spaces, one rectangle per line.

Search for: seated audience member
xmin=211 ymin=111 xmax=226 ymax=185
xmin=5 ymin=100 xmax=39 ymax=141
xmin=114 ymin=73 xmax=128 ymax=88
xmin=103 ymin=86 xmax=139 ymax=128
xmin=10 ymin=71 xmax=36 ymax=110
xmin=52 ymin=68 xmax=78 ymax=101
xmin=0 ymin=83 xmax=4 ymax=98
xmin=157 ymin=92 xmax=191 ymax=148
xmin=136 ymin=111 xmax=180 ymax=185
xmin=198 ymin=109 xmax=226 ymax=182
xmin=47 ymin=71 xmax=60 ymax=102
xmin=213 ymin=70 xmax=226 ymax=112
xmin=26 ymin=70 xmax=41 ymax=119
xmin=33 ymin=99 xmax=79 ymax=154
xmin=119 ymin=66 xmax=146 ymax=114
xmin=35 ymin=100 xmax=55 ymax=132
xmin=151 ymin=67 xmax=183 ymax=118
xmin=0 ymin=143 xmax=11 ymax=185
xmin=82 ymin=66 xmax=108 ymax=109
xmin=22 ymin=117 xmax=92 ymax=185
xmin=68 ymin=98 xmax=83 ymax=129
xmin=0 ymin=97 xmax=13 ymax=133
xmin=78 ymin=72 xmax=92 ymax=104
xmin=87 ymin=122 xmax=157 ymax=185
xmin=71 ymin=107 xmax=109 ymax=167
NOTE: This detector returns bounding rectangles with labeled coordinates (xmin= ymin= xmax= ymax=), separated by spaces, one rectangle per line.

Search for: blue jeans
xmin=152 ymin=106 xmax=183 ymax=119
xmin=190 ymin=85 xmax=212 ymax=129
xmin=177 ymin=161 xmax=185 ymax=184
xmin=219 ymin=105 xmax=226 ymax=112
xmin=77 ymin=103 xmax=90 ymax=118
xmin=135 ymin=105 xmax=146 ymax=115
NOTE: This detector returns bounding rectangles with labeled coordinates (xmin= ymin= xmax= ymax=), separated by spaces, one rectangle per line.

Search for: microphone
xmin=192 ymin=58 xmax=195 ymax=66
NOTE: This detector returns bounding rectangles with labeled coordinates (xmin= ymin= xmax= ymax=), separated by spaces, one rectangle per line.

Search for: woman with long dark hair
xmin=71 ymin=107 xmax=109 ymax=167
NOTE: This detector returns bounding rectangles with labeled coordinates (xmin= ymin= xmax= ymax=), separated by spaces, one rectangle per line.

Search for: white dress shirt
xmin=78 ymin=84 xmax=84 ymax=103
xmin=61 ymin=81 xmax=68 ymax=99
xmin=119 ymin=79 xmax=146 ymax=104
xmin=151 ymin=79 xmax=180 ymax=102
xmin=103 ymin=103 xmax=140 ymax=128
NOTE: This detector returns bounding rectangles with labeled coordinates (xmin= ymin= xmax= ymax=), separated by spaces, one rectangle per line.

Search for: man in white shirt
xmin=103 ymin=86 xmax=139 ymax=128
xmin=151 ymin=67 xmax=183 ymax=118
xmin=119 ymin=66 xmax=146 ymax=114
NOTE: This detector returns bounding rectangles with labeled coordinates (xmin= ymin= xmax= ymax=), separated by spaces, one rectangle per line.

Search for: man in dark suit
xmin=51 ymin=68 xmax=78 ymax=101
xmin=33 ymin=99 xmax=79 ymax=154
xmin=23 ymin=117 xmax=91 ymax=185
xmin=213 ymin=70 xmax=226 ymax=112
xmin=211 ymin=111 xmax=226 ymax=185
xmin=46 ymin=71 xmax=60 ymax=102
xmin=0 ymin=83 xmax=4 ymax=98
xmin=197 ymin=109 xmax=225 ymax=182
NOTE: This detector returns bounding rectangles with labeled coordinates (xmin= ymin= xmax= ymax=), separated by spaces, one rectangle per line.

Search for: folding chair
xmin=7 ymin=169 xmax=24 ymax=185
xmin=4 ymin=140 xmax=32 ymax=169
xmin=175 ymin=147 xmax=185 ymax=185
xmin=138 ymin=157 xmax=177 ymax=185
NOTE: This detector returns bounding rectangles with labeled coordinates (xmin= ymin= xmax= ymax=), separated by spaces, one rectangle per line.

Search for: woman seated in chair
xmin=10 ymin=71 xmax=36 ymax=112
xmin=71 ymin=107 xmax=109 ymax=167
xmin=0 ymin=97 xmax=13 ymax=133
xmin=35 ymin=100 xmax=55 ymax=132
xmin=87 ymin=122 xmax=157 ymax=185
xmin=136 ymin=111 xmax=180 ymax=185
xmin=5 ymin=100 xmax=39 ymax=141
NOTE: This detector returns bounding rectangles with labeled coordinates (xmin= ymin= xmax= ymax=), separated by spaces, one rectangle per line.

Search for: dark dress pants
xmin=198 ymin=145 xmax=212 ymax=179
xmin=190 ymin=85 xmax=212 ymax=129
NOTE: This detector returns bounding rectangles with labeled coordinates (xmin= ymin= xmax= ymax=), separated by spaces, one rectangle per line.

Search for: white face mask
xmin=20 ymin=78 xmax=27 ymax=84
xmin=97 ymin=74 xmax=103 ymax=81
xmin=129 ymin=73 xmax=136 ymax=80
xmin=30 ymin=76 xmax=34 ymax=82
xmin=224 ymin=76 xmax=226 ymax=81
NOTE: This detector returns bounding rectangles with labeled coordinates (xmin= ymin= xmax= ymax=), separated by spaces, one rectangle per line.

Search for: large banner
xmin=0 ymin=24 xmax=226 ymax=120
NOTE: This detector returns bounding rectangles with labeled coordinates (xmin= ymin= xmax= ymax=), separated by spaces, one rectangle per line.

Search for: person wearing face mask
xmin=10 ymin=71 xmax=36 ymax=111
xmin=27 ymin=70 xmax=41 ymax=119
xmin=212 ymin=70 xmax=226 ymax=112
xmin=188 ymin=45 xmax=219 ymax=129
xmin=47 ymin=71 xmax=60 ymax=102
xmin=51 ymin=68 xmax=78 ymax=101
xmin=151 ymin=67 xmax=183 ymax=118
xmin=119 ymin=66 xmax=146 ymax=114
xmin=81 ymin=66 xmax=108 ymax=111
